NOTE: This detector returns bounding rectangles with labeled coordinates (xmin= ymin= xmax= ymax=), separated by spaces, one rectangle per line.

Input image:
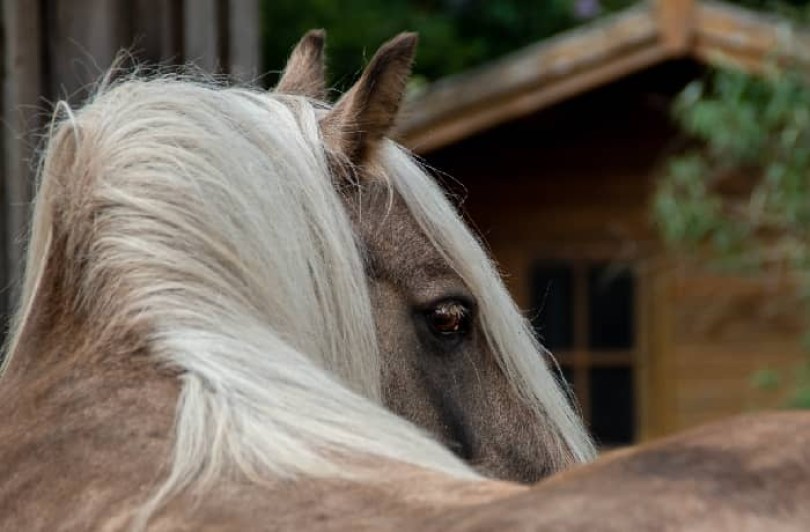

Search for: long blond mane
xmin=3 ymin=77 xmax=594 ymax=517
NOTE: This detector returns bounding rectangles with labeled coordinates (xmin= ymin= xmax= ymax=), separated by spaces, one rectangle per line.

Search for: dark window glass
xmin=589 ymin=367 xmax=635 ymax=445
xmin=588 ymin=264 xmax=635 ymax=350
xmin=530 ymin=263 xmax=573 ymax=350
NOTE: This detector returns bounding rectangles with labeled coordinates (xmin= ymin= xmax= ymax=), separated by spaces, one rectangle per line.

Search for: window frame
xmin=527 ymin=250 xmax=644 ymax=446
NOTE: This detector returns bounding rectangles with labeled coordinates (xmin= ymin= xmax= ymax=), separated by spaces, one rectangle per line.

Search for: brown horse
xmin=0 ymin=31 xmax=593 ymax=529
xmin=3 ymin=30 xmax=808 ymax=531
xmin=414 ymin=410 xmax=810 ymax=531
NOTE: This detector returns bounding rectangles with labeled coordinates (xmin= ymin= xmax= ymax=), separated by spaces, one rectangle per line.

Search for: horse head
xmin=274 ymin=31 xmax=595 ymax=481
xmin=0 ymin=31 xmax=594 ymax=527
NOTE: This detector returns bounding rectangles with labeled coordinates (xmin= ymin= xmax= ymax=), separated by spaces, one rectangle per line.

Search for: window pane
xmin=588 ymin=264 xmax=635 ymax=350
xmin=589 ymin=367 xmax=635 ymax=445
xmin=530 ymin=263 xmax=573 ymax=350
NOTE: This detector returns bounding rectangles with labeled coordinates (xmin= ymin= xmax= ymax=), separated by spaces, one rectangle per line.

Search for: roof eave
xmin=397 ymin=0 xmax=810 ymax=154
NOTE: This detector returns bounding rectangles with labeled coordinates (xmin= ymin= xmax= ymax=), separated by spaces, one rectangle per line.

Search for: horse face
xmin=354 ymin=186 xmax=560 ymax=482
xmin=276 ymin=30 xmax=579 ymax=482
xmin=344 ymin=183 xmax=555 ymax=483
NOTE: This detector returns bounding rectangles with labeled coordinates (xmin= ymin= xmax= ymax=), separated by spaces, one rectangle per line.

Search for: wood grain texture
xmin=2 ymin=0 xmax=42 ymax=311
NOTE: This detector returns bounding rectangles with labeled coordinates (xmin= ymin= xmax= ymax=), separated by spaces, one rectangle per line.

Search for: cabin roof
xmin=396 ymin=0 xmax=810 ymax=154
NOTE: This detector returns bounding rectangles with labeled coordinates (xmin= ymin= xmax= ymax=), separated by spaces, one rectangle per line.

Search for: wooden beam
xmin=692 ymin=43 xmax=771 ymax=74
xmin=397 ymin=5 xmax=656 ymax=143
xmin=655 ymin=0 xmax=695 ymax=55
xmin=692 ymin=1 xmax=810 ymax=70
xmin=46 ymin=0 xmax=128 ymax=101
xmin=2 ymin=0 xmax=42 ymax=308
xmin=131 ymin=0 xmax=183 ymax=63
xmin=397 ymin=0 xmax=810 ymax=156
xmin=228 ymin=0 xmax=261 ymax=83
xmin=399 ymin=44 xmax=669 ymax=154
xmin=650 ymin=260 xmax=678 ymax=436
xmin=184 ymin=0 xmax=219 ymax=71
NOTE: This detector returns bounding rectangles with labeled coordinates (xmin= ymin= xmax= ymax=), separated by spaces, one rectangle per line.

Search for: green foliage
xmin=731 ymin=0 xmax=810 ymax=18
xmin=786 ymin=362 xmax=810 ymax=407
xmin=656 ymin=67 xmax=810 ymax=270
xmin=261 ymin=0 xmax=635 ymax=89
xmin=655 ymin=31 xmax=810 ymax=407
xmin=751 ymin=368 xmax=782 ymax=392
xmin=654 ymin=154 xmax=720 ymax=247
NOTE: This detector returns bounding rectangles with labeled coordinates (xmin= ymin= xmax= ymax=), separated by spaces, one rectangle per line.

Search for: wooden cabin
xmin=397 ymin=0 xmax=810 ymax=446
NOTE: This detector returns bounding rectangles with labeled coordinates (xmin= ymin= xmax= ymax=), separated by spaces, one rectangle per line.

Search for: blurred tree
xmin=261 ymin=0 xmax=635 ymax=90
xmin=653 ymin=5 xmax=810 ymax=408
xmin=262 ymin=1 xmax=810 ymax=90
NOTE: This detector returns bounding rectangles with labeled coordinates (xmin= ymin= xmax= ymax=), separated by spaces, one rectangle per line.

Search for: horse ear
xmin=275 ymin=29 xmax=327 ymax=99
xmin=322 ymin=32 xmax=417 ymax=165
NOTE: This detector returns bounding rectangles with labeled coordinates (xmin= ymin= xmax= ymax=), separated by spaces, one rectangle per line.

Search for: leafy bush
xmin=655 ymin=57 xmax=810 ymax=407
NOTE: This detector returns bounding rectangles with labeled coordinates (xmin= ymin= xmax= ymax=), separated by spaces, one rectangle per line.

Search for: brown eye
xmin=426 ymin=301 xmax=471 ymax=336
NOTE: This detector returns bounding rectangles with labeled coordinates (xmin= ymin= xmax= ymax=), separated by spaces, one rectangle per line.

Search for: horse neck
xmin=0 ymin=236 xmax=179 ymax=528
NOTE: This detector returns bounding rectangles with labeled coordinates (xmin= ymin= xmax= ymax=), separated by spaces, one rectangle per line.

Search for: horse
xmin=3 ymin=29 xmax=810 ymax=532
xmin=0 ymin=31 xmax=595 ymax=529
xmin=418 ymin=410 xmax=810 ymax=531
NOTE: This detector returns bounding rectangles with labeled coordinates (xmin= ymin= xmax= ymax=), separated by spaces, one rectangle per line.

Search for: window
xmin=531 ymin=261 xmax=636 ymax=446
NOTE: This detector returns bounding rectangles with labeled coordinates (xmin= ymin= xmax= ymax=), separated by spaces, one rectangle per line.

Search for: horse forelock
xmin=5 ymin=77 xmax=477 ymax=522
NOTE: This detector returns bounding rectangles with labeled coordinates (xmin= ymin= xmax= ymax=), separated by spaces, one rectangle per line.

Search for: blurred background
xmin=3 ymin=0 xmax=810 ymax=448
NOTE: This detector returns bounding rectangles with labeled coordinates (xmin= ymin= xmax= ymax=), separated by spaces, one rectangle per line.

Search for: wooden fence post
xmin=229 ymin=0 xmax=261 ymax=83
xmin=0 ymin=0 xmax=262 ymax=337
xmin=46 ymin=0 xmax=129 ymax=102
xmin=131 ymin=0 xmax=184 ymax=64
xmin=656 ymin=0 xmax=695 ymax=55
xmin=184 ymin=0 xmax=220 ymax=71
xmin=2 ymin=0 xmax=42 ymax=314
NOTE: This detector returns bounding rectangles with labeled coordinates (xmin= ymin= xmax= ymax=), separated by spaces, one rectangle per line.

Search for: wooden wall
xmin=0 ymin=0 xmax=260 ymax=326
xmin=426 ymin=59 xmax=807 ymax=441
xmin=670 ymin=270 xmax=805 ymax=428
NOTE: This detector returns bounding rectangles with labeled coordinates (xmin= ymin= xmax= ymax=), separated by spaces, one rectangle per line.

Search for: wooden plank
xmin=184 ymin=0 xmax=219 ymax=72
xmin=471 ymin=208 xmax=654 ymax=245
xmin=400 ymin=44 xmax=670 ymax=154
xmin=674 ymin=359 xmax=799 ymax=426
xmin=556 ymin=351 xmax=634 ymax=367
xmin=674 ymin=307 xmax=804 ymax=343
xmin=2 ymin=0 xmax=43 ymax=309
xmin=648 ymin=262 xmax=677 ymax=437
xmin=396 ymin=5 xmax=659 ymax=152
xmin=397 ymin=1 xmax=810 ymax=155
xmin=46 ymin=0 xmax=129 ymax=102
xmin=672 ymin=343 xmax=804 ymax=367
xmin=692 ymin=1 xmax=810 ymax=69
xmin=672 ymin=272 xmax=804 ymax=343
xmin=671 ymin=344 xmax=802 ymax=427
xmin=131 ymin=0 xmax=183 ymax=63
xmin=398 ymin=5 xmax=656 ymax=132
xmin=655 ymin=0 xmax=695 ymax=54
xmin=635 ymin=259 xmax=652 ymax=440
xmin=695 ymin=1 xmax=795 ymax=53
xmin=673 ymin=271 xmax=799 ymax=297
xmin=228 ymin=0 xmax=260 ymax=83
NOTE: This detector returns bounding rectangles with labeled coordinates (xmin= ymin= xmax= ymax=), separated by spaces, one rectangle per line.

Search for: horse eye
xmin=425 ymin=300 xmax=471 ymax=337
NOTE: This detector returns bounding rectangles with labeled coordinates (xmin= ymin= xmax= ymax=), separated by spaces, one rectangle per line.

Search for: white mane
xmin=384 ymin=145 xmax=595 ymax=465
xmin=5 ymin=77 xmax=593 ymax=518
